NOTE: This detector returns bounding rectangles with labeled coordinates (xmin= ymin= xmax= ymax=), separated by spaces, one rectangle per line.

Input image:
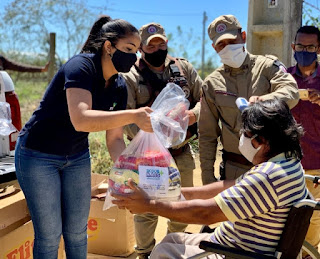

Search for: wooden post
xmin=48 ymin=32 xmax=56 ymax=82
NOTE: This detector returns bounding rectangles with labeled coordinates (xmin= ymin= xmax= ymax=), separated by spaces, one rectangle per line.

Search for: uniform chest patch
xmin=182 ymin=86 xmax=190 ymax=98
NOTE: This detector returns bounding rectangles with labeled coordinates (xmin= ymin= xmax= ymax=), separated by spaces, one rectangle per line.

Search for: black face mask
xmin=144 ymin=49 xmax=168 ymax=67
xmin=111 ymin=48 xmax=137 ymax=73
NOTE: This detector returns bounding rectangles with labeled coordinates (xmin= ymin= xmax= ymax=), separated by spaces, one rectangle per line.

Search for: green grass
xmin=15 ymin=80 xmax=48 ymax=124
xmin=88 ymin=132 xmax=113 ymax=175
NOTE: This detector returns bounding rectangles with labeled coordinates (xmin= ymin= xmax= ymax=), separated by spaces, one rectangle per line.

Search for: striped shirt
xmin=212 ymin=153 xmax=308 ymax=256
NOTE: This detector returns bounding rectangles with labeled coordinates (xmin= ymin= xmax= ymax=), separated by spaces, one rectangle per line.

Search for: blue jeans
xmin=15 ymin=133 xmax=91 ymax=259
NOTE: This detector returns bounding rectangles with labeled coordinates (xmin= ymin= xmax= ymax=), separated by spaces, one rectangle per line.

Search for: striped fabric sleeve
xmin=214 ymin=168 xmax=279 ymax=222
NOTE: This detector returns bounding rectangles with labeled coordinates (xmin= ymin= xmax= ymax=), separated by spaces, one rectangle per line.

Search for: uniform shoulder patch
xmin=265 ymin=54 xmax=287 ymax=72
xmin=273 ymin=60 xmax=287 ymax=73
xmin=176 ymin=57 xmax=188 ymax=62
xmin=264 ymin=54 xmax=278 ymax=61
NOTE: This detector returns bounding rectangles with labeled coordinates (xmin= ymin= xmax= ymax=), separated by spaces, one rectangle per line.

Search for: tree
xmin=303 ymin=1 xmax=320 ymax=27
xmin=167 ymin=26 xmax=218 ymax=79
xmin=0 ymin=0 xmax=96 ymax=63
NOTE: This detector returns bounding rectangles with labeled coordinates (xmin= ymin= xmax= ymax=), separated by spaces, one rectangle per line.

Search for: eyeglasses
xmin=294 ymin=44 xmax=319 ymax=53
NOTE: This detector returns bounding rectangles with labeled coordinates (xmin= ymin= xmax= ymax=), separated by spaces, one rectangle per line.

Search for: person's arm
xmin=112 ymin=179 xmax=228 ymax=225
xmin=259 ymin=61 xmax=299 ymax=109
xmin=106 ymin=127 xmax=126 ymax=162
xmin=121 ymin=70 xmax=142 ymax=138
xmin=180 ymin=59 xmax=203 ymax=125
xmin=66 ymin=87 xmax=153 ymax=133
xmin=199 ymin=85 xmax=221 ymax=184
xmin=307 ymin=88 xmax=320 ymax=106
xmin=1 ymin=55 xmax=49 ymax=72
xmin=182 ymin=180 xmax=235 ymax=200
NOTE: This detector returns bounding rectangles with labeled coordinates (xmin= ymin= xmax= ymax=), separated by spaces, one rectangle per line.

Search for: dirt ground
xmin=89 ymin=152 xmax=222 ymax=259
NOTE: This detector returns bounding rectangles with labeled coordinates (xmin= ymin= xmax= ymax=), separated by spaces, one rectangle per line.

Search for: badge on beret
xmin=216 ymin=23 xmax=227 ymax=33
xmin=147 ymin=25 xmax=157 ymax=34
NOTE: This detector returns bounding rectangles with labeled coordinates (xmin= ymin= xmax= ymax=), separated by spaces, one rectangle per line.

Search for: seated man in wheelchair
xmin=112 ymin=99 xmax=308 ymax=258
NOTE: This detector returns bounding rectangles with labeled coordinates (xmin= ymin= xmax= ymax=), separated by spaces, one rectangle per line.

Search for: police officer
xmin=122 ymin=22 xmax=203 ymax=259
xmin=199 ymin=14 xmax=299 ymax=185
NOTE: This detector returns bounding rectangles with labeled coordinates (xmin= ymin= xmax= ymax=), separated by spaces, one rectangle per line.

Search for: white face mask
xmin=218 ymin=43 xmax=247 ymax=68
xmin=238 ymin=133 xmax=261 ymax=163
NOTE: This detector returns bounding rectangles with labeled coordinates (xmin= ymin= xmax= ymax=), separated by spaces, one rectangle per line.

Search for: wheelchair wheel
xmin=301 ymin=240 xmax=320 ymax=259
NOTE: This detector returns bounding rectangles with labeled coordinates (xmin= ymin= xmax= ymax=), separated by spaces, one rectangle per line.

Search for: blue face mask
xmin=294 ymin=51 xmax=317 ymax=67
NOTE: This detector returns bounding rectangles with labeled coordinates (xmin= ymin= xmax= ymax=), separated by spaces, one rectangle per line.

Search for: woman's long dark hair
xmin=81 ymin=15 xmax=138 ymax=54
xmin=241 ymin=99 xmax=304 ymax=160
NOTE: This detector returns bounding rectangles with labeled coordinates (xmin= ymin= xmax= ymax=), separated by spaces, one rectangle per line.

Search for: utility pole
xmin=201 ymin=11 xmax=208 ymax=79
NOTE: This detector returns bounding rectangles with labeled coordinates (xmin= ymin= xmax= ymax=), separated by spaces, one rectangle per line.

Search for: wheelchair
xmin=189 ymin=175 xmax=320 ymax=259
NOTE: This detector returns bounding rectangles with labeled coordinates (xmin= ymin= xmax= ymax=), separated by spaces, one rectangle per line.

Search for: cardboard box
xmin=88 ymin=174 xmax=135 ymax=257
xmin=0 ymin=185 xmax=29 ymax=231
xmin=87 ymin=252 xmax=137 ymax=259
xmin=0 ymin=220 xmax=65 ymax=259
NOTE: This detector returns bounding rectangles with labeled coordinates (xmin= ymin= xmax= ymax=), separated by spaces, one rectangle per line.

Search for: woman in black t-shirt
xmin=15 ymin=15 xmax=152 ymax=259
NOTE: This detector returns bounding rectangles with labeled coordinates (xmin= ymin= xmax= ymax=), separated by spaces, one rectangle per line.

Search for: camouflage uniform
xmin=122 ymin=55 xmax=202 ymax=256
xmin=199 ymin=52 xmax=299 ymax=185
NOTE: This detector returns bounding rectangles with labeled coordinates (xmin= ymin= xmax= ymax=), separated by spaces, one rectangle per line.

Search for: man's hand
xmin=183 ymin=110 xmax=196 ymax=126
xmin=248 ymin=95 xmax=264 ymax=104
xmin=111 ymin=178 xmax=151 ymax=214
xmin=308 ymin=88 xmax=320 ymax=106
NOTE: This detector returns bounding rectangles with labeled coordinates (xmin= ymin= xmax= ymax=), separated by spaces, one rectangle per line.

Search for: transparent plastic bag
xmin=103 ymin=83 xmax=189 ymax=210
xmin=103 ymin=130 xmax=181 ymax=210
xmin=150 ymin=83 xmax=190 ymax=148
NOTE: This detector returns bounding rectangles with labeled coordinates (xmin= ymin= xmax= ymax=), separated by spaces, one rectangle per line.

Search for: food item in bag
xmin=109 ymin=168 xmax=139 ymax=194
xmin=166 ymin=102 xmax=188 ymax=122
xmin=115 ymin=151 xmax=172 ymax=170
xmin=136 ymin=151 xmax=172 ymax=168
xmin=109 ymin=150 xmax=181 ymax=200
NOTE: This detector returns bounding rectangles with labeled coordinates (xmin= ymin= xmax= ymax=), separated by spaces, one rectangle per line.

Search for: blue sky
xmin=92 ymin=0 xmax=250 ymax=66
xmin=0 ymin=0 xmax=249 ymax=64
xmin=100 ymin=0 xmax=250 ymax=36
xmin=0 ymin=0 xmax=319 ymax=65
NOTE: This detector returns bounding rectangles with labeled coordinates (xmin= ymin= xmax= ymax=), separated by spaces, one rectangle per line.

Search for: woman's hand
xmin=112 ymin=178 xmax=150 ymax=214
xmin=134 ymin=107 xmax=153 ymax=132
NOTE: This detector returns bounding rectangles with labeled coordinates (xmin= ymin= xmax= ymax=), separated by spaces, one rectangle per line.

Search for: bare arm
xmin=182 ymin=180 xmax=235 ymax=200
xmin=66 ymin=88 xmax=153 ymax=133
xmin=106 ymin=127 xmax=126 ymax=162
xmin=112 ymin=179 xmax=228 ymax=225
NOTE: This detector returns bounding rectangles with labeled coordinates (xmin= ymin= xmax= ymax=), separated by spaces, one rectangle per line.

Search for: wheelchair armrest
xmin=199 ymin=241 xmax=276 ymax=259
xmin=304 ymin=174 xmax=320 ymax=184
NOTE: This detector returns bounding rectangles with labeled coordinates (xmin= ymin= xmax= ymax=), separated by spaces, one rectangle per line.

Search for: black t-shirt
xmin=20 ymin=53 xmax=127 ymax=156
